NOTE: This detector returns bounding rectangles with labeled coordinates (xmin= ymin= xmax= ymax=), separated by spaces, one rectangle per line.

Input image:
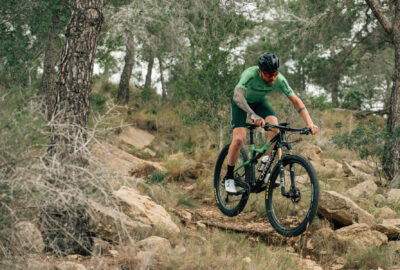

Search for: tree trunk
xmin=117 ymin=35 xmax=135 ymax=104
xmin=144 ymin=52 xmax=154 ymax=89
xmin=331 ymin=86 xmax=339 ymax=107
xmin=158 ymin=56 xmax=166 ymax=98
xmin=41 ymin=0 xmax=104 ymax=256
xmin=364 ymin=0 xmax=400 ymax=183
xmin=385 ymin=27 xmax=400 ymax=183
xmin=50 ymin=0 xmax=103 ymax=157
xmin=41 ymin=10 xmax=62 ymax=120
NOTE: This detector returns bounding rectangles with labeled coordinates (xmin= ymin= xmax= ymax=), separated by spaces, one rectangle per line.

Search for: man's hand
xmin=251 ymin=113 xmax=265 ymax=127
xmin=307 ymin=123 xmax=319 ymax=135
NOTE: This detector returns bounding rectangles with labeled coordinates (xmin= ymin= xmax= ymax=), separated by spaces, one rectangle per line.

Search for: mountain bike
xmin=214 ymin=122 xmax=319 ymax=237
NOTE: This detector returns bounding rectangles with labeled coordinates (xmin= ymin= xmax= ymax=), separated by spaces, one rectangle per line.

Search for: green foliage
xmin=90 ymin=92 xmax=108 ymax=113
xmin=309 ymin=94 xmax=333 ymax=110
xmin=150 ymin=170 xmax=167 ymax=183
xmin=177 ymin=195 xmax=196 ymax=208
xmin=332 ymin=122 xmax=386 ymax=160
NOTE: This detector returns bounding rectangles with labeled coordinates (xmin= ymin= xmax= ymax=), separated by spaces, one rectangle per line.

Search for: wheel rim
xmin=269 ymin=160 xmax=314 ymax=231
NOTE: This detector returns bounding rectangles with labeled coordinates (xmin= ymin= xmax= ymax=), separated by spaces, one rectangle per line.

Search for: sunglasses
xmin=263 ymin=71 xmax=279 ymax=78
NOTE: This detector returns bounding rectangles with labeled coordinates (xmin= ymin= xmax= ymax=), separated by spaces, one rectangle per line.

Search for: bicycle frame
xmin=233 ymin=124 xmax=295 ymax=196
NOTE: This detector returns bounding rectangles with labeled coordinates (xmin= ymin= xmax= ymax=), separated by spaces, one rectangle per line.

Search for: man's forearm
xmin=233 ymin=87 xmax=256 ymax=116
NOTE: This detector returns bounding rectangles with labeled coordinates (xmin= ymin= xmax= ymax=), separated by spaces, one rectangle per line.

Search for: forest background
xmin=1 ymin=0 xmax=400 ymax=268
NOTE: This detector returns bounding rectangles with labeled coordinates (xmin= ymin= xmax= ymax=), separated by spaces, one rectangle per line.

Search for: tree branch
xmin=364 ymin=0 xmax=393 ymax=36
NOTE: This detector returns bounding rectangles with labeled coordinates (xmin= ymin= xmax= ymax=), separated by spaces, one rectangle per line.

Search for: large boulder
xmin=12 ymin=221 xmax=45 ymax=253
xmin=118 ymin=126 xmax=154 ymax=150
xmin=88 ymin=200 xmax=152 ymax=243
xmin=318 ymin=190 xmax=376 ymax=226
xmin=346 ymin=179 xmax=378 ymax=198
xmin=335 ymin=223 xmax=388 ymax=248
xmin=113 ymin=186 xmax=180 ymax=235
xmin=375 ymin=219 xmax=400 ymax=240
xmin=91 ymin=143 xmax=164 ymax=176
xmin=349 ymin=160 xmax=377 ymax=176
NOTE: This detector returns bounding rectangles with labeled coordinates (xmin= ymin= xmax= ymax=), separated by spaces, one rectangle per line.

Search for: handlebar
xmin=244 ymin=122 xmax=311 ymax=135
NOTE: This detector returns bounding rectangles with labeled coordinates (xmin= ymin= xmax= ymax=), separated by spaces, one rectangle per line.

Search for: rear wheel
xmin=214 ymin=144 xmax=250 ymax=217
xmin=265 ymin=154 xmax=319 ymax=237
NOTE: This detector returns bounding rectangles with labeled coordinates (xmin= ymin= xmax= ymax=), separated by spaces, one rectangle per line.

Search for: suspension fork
xmin=278 ymin=145 xmax=296 ymax=198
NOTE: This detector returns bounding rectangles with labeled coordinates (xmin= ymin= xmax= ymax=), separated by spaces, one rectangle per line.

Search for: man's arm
xmin=233 ymin=87 xmax=265 ymax=126
xmin=288 ymin=94 xmax=318 ymax=134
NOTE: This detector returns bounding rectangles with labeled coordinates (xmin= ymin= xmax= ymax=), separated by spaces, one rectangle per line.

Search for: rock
xmin=301 ymin=143 xmax=324 ymax=165
xmin=350 ymin=160 xmax=376 ymax=175
xmin=346 ymin=179 xmax=378 ymax=198
xmin=138 ymin=236 xmax=172 ymax=253
xmin=318 ymin=190 xmax=376 ymax=226
xmin=375 ymin=194 xmax=386 ymax=203
xmin=55 ymin=262 xmax=87 ymax=270
xmin=24 ymin=259 xmax=53 ymax=270
xmin=330 ymin=257 xmax=346 ymax=270
xmin=196 ymin=221 xmax=206 ymax=228
xmin=91 ymin=143 xmax=164 ymax=176
xmin=109 ymin=249 xmax=119 ymax=257
xmin=130 ymin=163 xmax=157 ymax=178
xmin=376 ymin=206 xmax=397 ymax=220
xmin=335 ymin=223 xmax=388 ymax=248
xmin=144 ymin=148 xmax=156 ymax=157
xmin=375 ymin=219 xmax=400 ymax=240
xmin=13 ymin=221 xmax=45 ymax=253
xmin=342 ymin=161 xmax=370 ymax=179
xmin=320 ymin=159 xmax=345 ymax=178
xmin=387 ymin=189 xmax=400 ymax=203
xmin=286 ymin=246 xmax=295 ymax=253
xmin=88 ymin=200 xmax=152 ymax=242
xmin=242 ymin=257 xmax=252 ymax=263
xmin=135 ymin=237 xmax=172 ymax=270
xmin=113 ymin=186 xmax=180 ymax=235
xmin=174 ymin=245 xmax=186 ymax=254
xmin=299 ymin=258 xmax=323 ymax=270
xmin=118 ymin=126 xmax=154 ymax=149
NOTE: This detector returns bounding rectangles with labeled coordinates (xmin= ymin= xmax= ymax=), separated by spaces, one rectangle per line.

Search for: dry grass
xmin=159 ymin=227 xmax=303 ymax=270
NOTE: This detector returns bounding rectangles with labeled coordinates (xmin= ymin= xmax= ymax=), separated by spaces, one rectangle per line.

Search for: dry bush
xmin=0 ymin=93 xmax=146 ymax=264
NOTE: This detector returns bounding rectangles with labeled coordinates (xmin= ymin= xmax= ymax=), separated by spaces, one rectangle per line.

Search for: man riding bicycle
xmin=224 ymin=53 xmax=319 ymax=193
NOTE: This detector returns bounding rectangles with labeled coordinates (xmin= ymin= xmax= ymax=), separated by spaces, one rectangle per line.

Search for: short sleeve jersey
xmin=235 ymin=66 xmax=294 ymax=103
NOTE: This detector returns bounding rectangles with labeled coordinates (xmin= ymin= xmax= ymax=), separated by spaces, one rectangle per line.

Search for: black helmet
xmin=258 ymin=53 xmax=280 ymax=73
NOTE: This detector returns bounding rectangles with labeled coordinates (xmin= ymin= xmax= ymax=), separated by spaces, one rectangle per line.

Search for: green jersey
xmin=235 ymin=66 xmax=294 ymax=103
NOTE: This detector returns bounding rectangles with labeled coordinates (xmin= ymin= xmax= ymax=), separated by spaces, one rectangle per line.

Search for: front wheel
xmin=265 ymin=154 xmax=319 ymax=237
xmin=214 ymin=144 xmax=250 ymax=217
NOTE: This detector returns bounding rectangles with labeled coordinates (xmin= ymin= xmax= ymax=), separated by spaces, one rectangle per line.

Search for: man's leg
xmin=224 ymin=127 xmax=246 ymax=193
xmin=227 ymin=127 xmax=247 ymax=166
xmin=265 ymin=115 xmax=279 ymax=155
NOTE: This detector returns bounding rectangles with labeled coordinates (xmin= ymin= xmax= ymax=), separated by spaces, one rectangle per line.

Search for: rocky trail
xmin=12 ymin=125 xmax=399 ymax=270
xmin=107 ymin=125 xmax=400 ymax=269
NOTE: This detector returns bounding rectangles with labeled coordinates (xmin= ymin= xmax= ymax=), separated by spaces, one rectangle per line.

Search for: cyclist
xmin=224 ymin=52 xmax=319 ymax=193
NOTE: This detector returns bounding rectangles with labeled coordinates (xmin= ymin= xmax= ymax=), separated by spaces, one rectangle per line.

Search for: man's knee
xmin=232 ymin=136 xmax=245 ymax=147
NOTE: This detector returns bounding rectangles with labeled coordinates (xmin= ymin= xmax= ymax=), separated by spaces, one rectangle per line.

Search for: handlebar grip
xmin=300 ymin=128 xmax=311 ymax=135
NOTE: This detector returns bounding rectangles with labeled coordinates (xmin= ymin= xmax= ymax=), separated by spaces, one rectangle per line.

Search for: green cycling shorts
xmin=231 ymin=98 xmax=276 ymax=129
